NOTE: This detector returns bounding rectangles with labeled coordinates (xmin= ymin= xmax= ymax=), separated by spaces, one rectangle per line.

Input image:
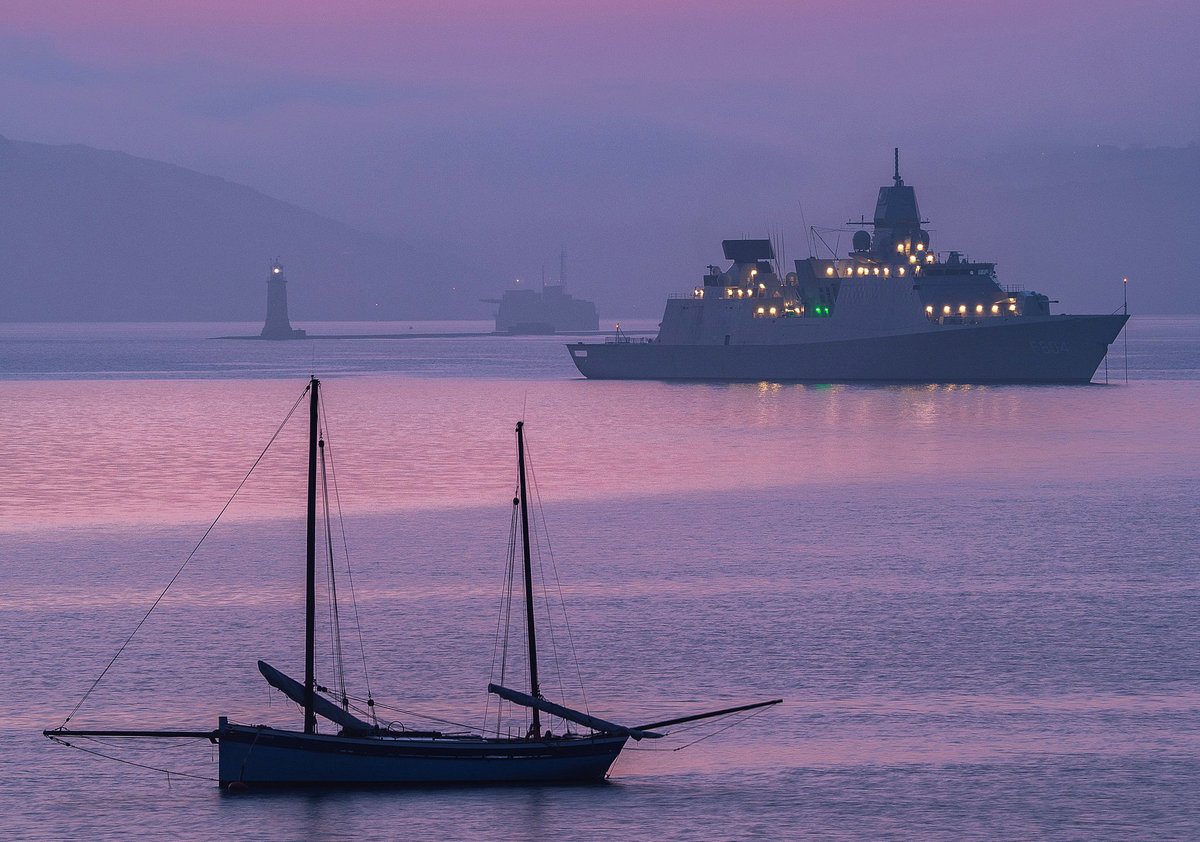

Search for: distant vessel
xmin=260 ymin=260 xmax=306 ymax=340
xmin=484 ymin=285 xmax=599 ymax=334
xmin=568 ymin=151 xmax=1128 ymax=383
xmin=484 ymin=257 xmax=599 ymax=334
xmin=45 ymin=378 xmax=779 ymax=788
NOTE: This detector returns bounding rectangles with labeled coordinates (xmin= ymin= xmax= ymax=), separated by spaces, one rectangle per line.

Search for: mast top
xmin=893 ymin=147 xmax=902 ymax=186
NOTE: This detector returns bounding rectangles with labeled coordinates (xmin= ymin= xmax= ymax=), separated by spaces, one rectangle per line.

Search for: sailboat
xmin=45 ymin=378 xmax=780 ymax=788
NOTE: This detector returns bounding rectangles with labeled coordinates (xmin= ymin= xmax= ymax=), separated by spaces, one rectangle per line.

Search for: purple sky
xmin=3 ymin=1 xmax=1197 ymax=312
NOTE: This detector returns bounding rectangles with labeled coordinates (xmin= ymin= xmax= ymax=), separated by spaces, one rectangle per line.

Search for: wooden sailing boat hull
xmin=217 ymin=723 xmax=627 ymax=787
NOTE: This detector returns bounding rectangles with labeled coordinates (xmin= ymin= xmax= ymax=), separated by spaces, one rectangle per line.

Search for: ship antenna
xmin=798 ymin=202 xmax=815 ymax=258
xmin=894 ymin=147 xmax=902 ymax=186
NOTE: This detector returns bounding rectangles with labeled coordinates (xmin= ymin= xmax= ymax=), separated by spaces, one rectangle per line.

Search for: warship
xmin=485 ymin=282 xmax=599 ymax=334
xmin=485 ymin=256 xmax=599 ymax=334
xmin=568 ymin=152 xmax=1127 ymax=383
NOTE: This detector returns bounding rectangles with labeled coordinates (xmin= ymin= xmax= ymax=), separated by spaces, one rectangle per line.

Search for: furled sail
xmin=487 ymin=684 xmax=662 ymax=740
xmin=258 ymin=660 xmax=376 ymax=735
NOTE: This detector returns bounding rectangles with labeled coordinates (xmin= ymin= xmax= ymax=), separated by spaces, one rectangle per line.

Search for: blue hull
xmin=217 ymin=723 xmax=627 ymax=787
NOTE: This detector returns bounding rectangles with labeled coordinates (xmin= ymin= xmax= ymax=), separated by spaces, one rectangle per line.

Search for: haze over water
xmin=2 ymin=318 xmax=1198 ymax=839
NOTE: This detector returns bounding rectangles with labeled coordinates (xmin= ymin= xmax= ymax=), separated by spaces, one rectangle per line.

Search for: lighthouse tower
xmin=260 ymin=260 xmax=305 ymax=339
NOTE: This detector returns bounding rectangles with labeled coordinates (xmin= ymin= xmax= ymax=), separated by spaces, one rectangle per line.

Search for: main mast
xmin=515 ymin=421 xmax=542 ymax=737
xmin=304 ymin=377 xmax=319 ymax=734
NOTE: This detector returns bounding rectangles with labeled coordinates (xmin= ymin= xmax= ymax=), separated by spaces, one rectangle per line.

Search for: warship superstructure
xmin=568 ymin=152 xmax=1127 ymax=383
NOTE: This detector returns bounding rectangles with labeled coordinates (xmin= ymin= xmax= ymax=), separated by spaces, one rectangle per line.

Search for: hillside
xmin=1 ymin=135 xmax=1195 ymax=322
xmin=0 ymin=136 xmax=485 ymax=322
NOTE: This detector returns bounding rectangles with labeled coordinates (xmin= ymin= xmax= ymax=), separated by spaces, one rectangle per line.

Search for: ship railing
xmin=604 ymin=336 xmax=657 ymax=344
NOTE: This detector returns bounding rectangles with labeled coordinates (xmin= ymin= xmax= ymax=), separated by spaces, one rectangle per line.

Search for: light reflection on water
xmin=4 ymin=373 xmax=1197 ymax=532
xmin=1 ymin=319 xmax=1198 ymax=838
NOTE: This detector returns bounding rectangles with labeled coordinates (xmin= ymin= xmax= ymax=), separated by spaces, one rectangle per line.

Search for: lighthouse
xmin=260 ymin=260 xmax=306 ymax=339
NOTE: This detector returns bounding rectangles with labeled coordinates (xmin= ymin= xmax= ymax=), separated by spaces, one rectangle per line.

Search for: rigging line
xmin=625 ymin=707 xmax=771 ymax=751
xmin=72 ymin=738 xmax=203 ymax=751
xmin=487 ymin=496 xmax=521 ymax=735
xmin=524 ymin=442 xmax=589 ymax=715
xmin=648 ymin=710 xmax=741 ymax=736
xmin=485 ymin=499 xmax=520 ymax=735
xmin=669 ymin=704 xmax=775 ymax=751
xmin=318 ymin=400 xmax=374 ymax=709
xmin=525 ymin=451 xmax=567 ymax=707
xmin=319 ymin=428 xmax=349 ymax=704
xmin=47 ymin=736 xmax=218 ymax=782
xmin=502 ymin=501 xmax=520 ymax=732
xmin=320 ymin=428 xmax=336 ymax=686
xmin=58 ymin=384 xmax=311 ymax=729
xmin=340 ymin=695 xmax=482 ymax=733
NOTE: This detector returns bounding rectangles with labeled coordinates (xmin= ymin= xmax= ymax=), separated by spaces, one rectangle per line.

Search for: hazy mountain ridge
xmin=0 ymin=135 xmax=486 ymax=322
xmin=1 ymin=135 xmax=1195 ymax=322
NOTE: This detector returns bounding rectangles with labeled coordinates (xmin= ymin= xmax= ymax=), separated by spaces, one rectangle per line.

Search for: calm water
xmin=1 ymin=318 xmax=1198 ymax=840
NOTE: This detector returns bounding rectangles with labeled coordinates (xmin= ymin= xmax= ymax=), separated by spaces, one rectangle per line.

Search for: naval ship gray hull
xmin=569 ymin=314 xmax=1127 ymax=384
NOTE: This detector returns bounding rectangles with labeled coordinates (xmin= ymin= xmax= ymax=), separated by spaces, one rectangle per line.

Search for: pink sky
xmin=6 ymin=1 xmax=1194 ymax=127
xmin=2 ymin=1 xmax=1197 ymax=313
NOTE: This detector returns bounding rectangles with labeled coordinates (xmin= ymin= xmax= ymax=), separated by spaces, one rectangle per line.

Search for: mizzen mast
xmin=515 ymin=421 xmax=542 ymax=737
xmin=304 ymin=377 xmax=320 ymax=734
